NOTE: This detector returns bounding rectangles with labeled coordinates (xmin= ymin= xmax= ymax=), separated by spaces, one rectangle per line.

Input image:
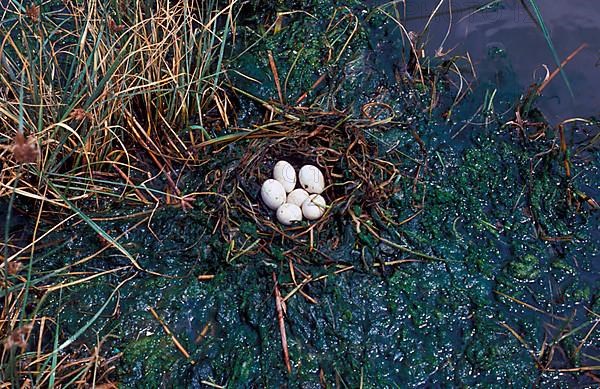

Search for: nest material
xmin=207 ymin=110 xmax=415 ymax=244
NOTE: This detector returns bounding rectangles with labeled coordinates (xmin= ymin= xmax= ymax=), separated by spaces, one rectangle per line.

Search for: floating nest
xmin=204 ymin=108 xmax=423 ymax=249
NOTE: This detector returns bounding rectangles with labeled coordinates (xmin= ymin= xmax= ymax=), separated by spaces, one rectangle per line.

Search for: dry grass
xmin=0 ymin=0 xmax=235 ymax=210
xmin=1 ymin=0 xmax=597 ymax=385
xmin=0 ymin=0 xmax=235 ymax=385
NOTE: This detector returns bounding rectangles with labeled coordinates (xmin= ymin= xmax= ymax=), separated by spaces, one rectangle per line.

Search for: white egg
xmin=276 ymin=203 xmax=303 ymax=225
xmin=273 ymin=160 xmax=296 ymax=193
xmin=287 ymin=189 xmax=309 ymax=207
xmin=261 ymin=179 xmax=286 ymax=210
xmin=301 ymin=194 xmax=327 ymax=220
xmin=298 ymin=165 xmax=325 ymax=194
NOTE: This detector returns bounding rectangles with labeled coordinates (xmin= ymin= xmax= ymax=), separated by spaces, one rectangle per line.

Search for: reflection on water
xmin=399 ymin=0 xmax=600 ymax=122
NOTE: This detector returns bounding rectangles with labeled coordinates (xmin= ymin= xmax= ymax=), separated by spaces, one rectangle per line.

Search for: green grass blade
xmin=213 ymin=1 xmax=233 ymax=90
xmin=527 ymin=0 xmax=574 ymax=97
xmin=47 ymin=289 xmax=62 ymax=388
xmin=42 ymin=178 xmax=144 ymax=272
xmin=37 ymin=274 xmax=135 ymax=386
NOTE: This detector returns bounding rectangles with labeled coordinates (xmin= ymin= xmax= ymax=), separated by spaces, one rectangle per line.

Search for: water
xmin=400 ymin=0 xmax=600 ymax=122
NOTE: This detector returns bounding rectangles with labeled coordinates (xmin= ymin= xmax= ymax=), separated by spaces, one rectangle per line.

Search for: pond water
xmin=401 ymin=0 xmax=600 ymax=122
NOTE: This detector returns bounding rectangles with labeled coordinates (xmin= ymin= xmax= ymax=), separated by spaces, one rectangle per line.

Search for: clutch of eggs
xmin=260 ymin=160 xmax=327 ymax=225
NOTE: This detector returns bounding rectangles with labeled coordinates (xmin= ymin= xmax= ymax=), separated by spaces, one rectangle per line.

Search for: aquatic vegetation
xmin=526 ymin=0 xmax=574 ymax=97
xmin=1 ymin=0 xmax=598 ymax=387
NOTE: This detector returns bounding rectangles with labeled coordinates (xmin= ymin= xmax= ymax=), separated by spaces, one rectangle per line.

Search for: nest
xmin=205 ymin=109 xmax=419 ymax=247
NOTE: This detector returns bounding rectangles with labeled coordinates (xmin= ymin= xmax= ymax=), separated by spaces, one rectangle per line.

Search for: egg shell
xmin=276 ymin=203 xmax=303 ymax=225
xmin=302 ymin=194 xmax=327 ymax=220
xmin=298 ymin=165 xmax=325 ymax=194
xmin=261 ymin=179 xmax=286 ymax=210
xmin=273 ymin=160 xmax=297 ymax=193
xmin=287 ymin=189 xmax=310 ymax=207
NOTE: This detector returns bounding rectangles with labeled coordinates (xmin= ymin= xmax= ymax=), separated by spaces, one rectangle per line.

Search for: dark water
xmin=401 ymin=0 xmax=600 ymax=122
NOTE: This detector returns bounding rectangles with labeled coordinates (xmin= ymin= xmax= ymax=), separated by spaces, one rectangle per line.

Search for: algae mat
xmin=42 ymin=126 xmax=598 ymax=387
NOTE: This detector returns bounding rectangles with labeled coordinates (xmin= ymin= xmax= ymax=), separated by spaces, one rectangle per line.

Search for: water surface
xmin=401 ymin=0 xmax=600 ymax=122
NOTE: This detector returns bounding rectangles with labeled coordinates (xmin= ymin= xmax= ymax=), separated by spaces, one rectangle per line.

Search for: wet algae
xmin=40 ymin=125 xmax=598 ymax=387
xmin=29 ymin=1 xmax=600 ymax=387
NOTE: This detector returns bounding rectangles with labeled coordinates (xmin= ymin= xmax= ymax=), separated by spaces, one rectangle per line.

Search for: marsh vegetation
xmin=1 ymin=0 xmax=598 ymax=387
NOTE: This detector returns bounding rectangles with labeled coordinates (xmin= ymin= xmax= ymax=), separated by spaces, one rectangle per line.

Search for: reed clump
xmin=1 ymin=0 xmax=235 ymax=385
xmin=0 ymin=0 xmax=235 ymax=211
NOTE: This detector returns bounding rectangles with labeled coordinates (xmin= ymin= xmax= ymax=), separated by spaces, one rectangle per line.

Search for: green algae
xmin=34 ymin=113 xmax=597 ymax=387
xmin=32 ymin=125 xmax=599 ymax=386
xmin=121 ymin=335 xmax=180 ymax=387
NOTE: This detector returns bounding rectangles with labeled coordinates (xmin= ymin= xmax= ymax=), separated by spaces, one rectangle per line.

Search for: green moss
xmin=551 ymin=259 xmax=577 ymax=276
xmin=231 ymin=1 xmax=368 ymax=107
xmin=239 ymin=221 xmax=258 ymax=238
xmin=508 ymin=254 xmax=541 ymax=281
xmin=121 ymin=336 xmax=179 ymax=387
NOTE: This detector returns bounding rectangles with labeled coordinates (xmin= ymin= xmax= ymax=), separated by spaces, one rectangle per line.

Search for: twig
xmin=494 ymin=290 xmax=566 ymax=321
xmin=373 ymin=259 xmax=422 ymax=267
xmin=296 ymin=72 xmax=327 ymax=105
xmin=112 ymin=165 xmax=151 ymax=204
xmin=498 ymin=321 xmax=542 ymax=369
xmin=272 ymin=272 xmax=291 ymax=373
xmin=200 ymin=380 xmax=225 ymax=389
xmin=268 ymin=51 xmax=284 ymax=105
xmin=283 ymin=276 xmax=312 ymax=303
xmin=194 ymin=322 xmax=211 ymax=344
xmin=148 ymin=307 xmax=193 ymax=363
xmin=574 ymin=319 xmax=599 ymax=356
xmin=537 ymin=43 xmax=588 ymax=94
xmin=544 ymin=366 xmax=600 ymax=373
